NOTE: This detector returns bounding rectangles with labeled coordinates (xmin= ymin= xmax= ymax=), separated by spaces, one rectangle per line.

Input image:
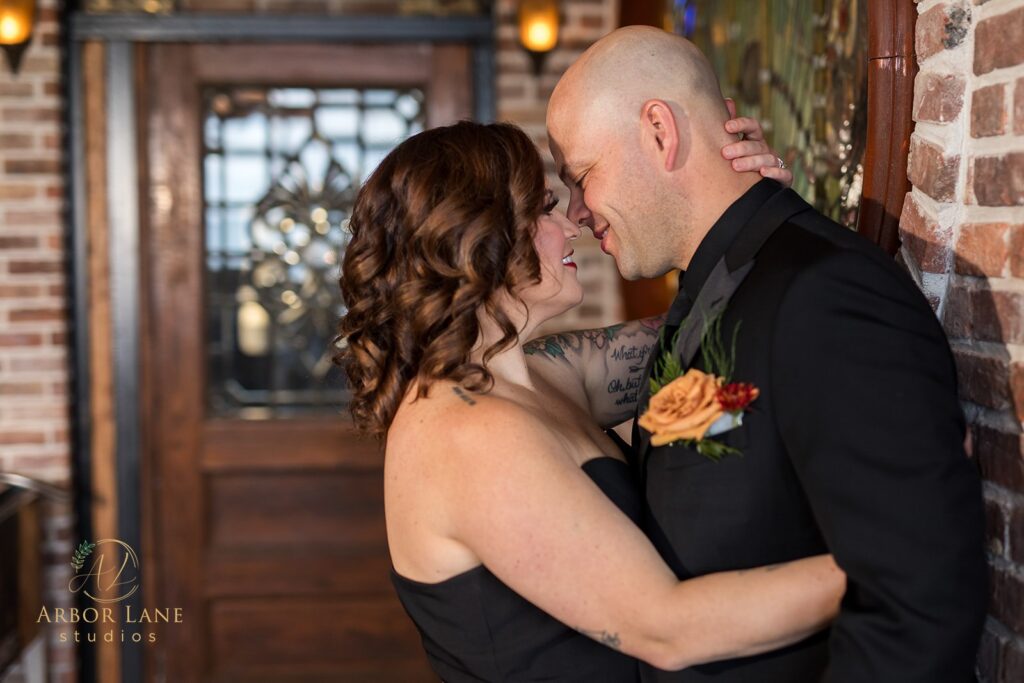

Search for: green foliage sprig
xmin=71 ymin=540 xmax=96 ymax=572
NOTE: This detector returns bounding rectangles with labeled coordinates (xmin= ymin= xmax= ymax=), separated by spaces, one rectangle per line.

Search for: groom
xmin=536 ymin=26 xmax=987 ymax=682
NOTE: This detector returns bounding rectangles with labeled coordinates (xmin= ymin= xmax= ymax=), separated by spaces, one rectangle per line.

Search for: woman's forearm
xmin=641 ymin=554 xmax=845 ymax=671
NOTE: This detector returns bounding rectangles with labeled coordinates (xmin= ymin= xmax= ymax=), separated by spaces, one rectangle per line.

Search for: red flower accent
xmin=717 ymin=382 xmax=760 ymax=412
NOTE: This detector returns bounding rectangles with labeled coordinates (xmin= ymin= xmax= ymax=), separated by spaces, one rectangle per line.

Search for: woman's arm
xmin=437 ymin=397 xmax=845 ymax=671
xmin=524 ymin=315 xmax=663 ymax=428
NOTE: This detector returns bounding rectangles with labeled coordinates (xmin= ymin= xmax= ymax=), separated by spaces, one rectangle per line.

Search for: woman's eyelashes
xmin=543 ymin=193 xmax=559 ymax=214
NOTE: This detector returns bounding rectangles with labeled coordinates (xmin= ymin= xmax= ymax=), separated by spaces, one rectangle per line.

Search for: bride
xmin=335 ymin=118 xmax=843 ymax=682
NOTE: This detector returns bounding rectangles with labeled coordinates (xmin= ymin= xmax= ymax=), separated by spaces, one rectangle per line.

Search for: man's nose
xmin=566 ymin=195 xmax=593 ymax=231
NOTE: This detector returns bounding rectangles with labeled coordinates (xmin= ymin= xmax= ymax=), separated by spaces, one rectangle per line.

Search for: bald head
xmin=548 ymin=26 xmax=727 ymax=148
xmin=546 ymin=27 xmax=759 ymax=280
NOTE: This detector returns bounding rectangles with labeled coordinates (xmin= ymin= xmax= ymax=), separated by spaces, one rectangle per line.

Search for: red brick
xmin=898 ymin=192 xmax=949 ymax=272
xmin=990 ymin=565 xmax=1024 ymax=633
xmin=0 ymin=133 xmax=35 ymax=152
xmin=9 ymin=308 xmax=65 ymax=323
xmin=0 ymin=332 xmax=43 ymax=347
xmin=974 ymin=153 xmax=1024 ymax=206
xmin=0 ymin=107 xmax=61 ymax=123
xmin=4 ymin=159 xmax=61 ymax=175
xmin=953 ymin=346 xmax=1011 ymax=410
xmin=7 ymin=357 xmax=66 ymax=372
xmin=975 ymin=5 xmax=1024 ymax=75
xmin=50 ymin=331 xmax=67 ymax=345
xmin=0 ymin=82 xmax=33 ymax=97
xmin=914 ymin=72 xmax=966 ymax=123
xmin=5 ymin=210 xmax=61 ymax=225
xmin=909 ymin=137 xmax=959 ymax=202
xmin=0 ymin=235 xmax=39 ymax=249
xmin=1005 ymin=641 xmax=1024 ymax=683
xmin=918 ymin=4 xmax=955 ymax=61
xmin=0 ymin=431 xmax=46 ymax=445
xmin=974 ymin=423 xmax=1024 ymax=489
xmin=971 ymin=84 xmax=1007 ymax=137
xmin=1011 ymin=225 xmax=1024 ymax=277
xmin=1014 ymin=362 xmax=1024 ymax=422
xmin=0 ymin=183 xmax=36 ymax=199
xmin=955 ymin=222 xmax=1009 ymax=275
xmin=987 ymin=497 xmax=1007 ymax=556
xmin=1010 ymin=504 xmax=1024 ymax=564
xmin=1016 ymin=78 xmax=1024 ymax=135
xmin=944 ymin=285 xmax=1024 ymax=344
xmin=0 ymin=284 xmax=42 ymax=298
xmin=7 ymin=260 xmax=62 ymax=274
xmin=0 ymin=382 xmax=45 ymax=396
xmin=9 ymin=453 xmax=67 ymax=470
xmin=977 ymin=628 xmax=1003 ymax=682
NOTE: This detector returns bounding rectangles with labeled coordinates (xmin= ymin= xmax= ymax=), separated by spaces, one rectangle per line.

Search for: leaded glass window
xmin=203 ymin=86 xmax=425 ymax=418
xmin=672 ymin=0 xmax=867 ymax=228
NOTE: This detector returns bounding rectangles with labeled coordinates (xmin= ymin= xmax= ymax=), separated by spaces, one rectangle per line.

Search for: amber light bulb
xmin=0 ymin=0 xmax=36 ymax=74
xmin=518 ymin=0 xmax=559 ymax=74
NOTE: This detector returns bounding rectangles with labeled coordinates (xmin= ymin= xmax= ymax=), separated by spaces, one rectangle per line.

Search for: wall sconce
xmin=0 ymin=0 xmax=37 ymax=75
xmin=518 ymin=0 xmax=559 ymax=76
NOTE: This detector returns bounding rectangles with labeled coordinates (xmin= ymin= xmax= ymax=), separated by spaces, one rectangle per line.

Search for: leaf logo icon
xmin=71 ymin=540 xmax=96 ymax=572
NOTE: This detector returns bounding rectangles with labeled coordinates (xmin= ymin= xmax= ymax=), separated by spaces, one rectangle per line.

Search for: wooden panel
xmin=202 ymin=419 xmax=382 ymax=472
xmin=82 ymin=38 xmax=122 ymax=683
xmin=208 ymin=598 xmax=431 ymax=680
xmin=205 ymin=552 xmax=394 ymax=598
xmin=191 ymin=43 xmax=434 ymax=86
xmin=206 ymin=471 xmax=387 ymax=551
xmin=144 ymin=42 xmax=208 ymax=682
xmin=427 ymin=44 xmax=473 ymax=127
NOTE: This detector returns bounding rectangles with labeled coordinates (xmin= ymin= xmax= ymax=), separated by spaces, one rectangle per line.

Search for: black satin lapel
xmin=672 ymin=260 xmax=754 ymax=369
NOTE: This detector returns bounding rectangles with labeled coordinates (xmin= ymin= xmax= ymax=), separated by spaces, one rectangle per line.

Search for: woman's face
xmin=517 ymin=190 xmax=584 ymax=320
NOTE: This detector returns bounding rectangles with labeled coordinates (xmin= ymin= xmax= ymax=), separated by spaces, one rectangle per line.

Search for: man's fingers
xmin=723 ymin=140 xmax=771 ymax=160
xmin=731 ymin=153 xmax=781 ymax=173
xmin=759 ymin=166 xmax=794 ymax=187
xmin=724 ymin=116 xmax=765 ymax=140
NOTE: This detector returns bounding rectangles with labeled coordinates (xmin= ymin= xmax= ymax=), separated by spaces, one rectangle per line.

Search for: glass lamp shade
xmin=0 ymin=0 xmax=36 ymax=74
xmin=518 ymin=0 xmax=559 ymax=73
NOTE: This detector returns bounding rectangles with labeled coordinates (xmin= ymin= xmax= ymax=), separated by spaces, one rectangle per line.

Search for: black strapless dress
xmin=390 ymin=457 xmax=643 ymax=682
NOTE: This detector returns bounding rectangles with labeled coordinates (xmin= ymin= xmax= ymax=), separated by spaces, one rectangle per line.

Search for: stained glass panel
xmin=671 ymin=0 xmax=867 ymax=228
xmin=203 ymin=86 xmax=425 ymax=418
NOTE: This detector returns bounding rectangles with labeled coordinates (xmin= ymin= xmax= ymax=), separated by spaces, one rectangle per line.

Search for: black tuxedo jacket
xmin=631 ymin=180 xmax=986 ymax=683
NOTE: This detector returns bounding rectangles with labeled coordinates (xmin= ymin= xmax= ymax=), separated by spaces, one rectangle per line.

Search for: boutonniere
xmin=638 ymin=312 xmax=759 ymax=461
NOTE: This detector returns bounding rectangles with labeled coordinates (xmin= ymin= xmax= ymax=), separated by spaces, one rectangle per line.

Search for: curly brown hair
xmin=333 ymin=121 xmax=547 ymax=438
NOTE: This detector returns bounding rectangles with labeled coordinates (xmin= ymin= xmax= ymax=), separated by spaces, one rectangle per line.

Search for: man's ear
xmin=640 ymin=99 xmax=686 ymax=172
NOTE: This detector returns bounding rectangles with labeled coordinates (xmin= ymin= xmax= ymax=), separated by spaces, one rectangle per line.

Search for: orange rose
xmin=639 ymin=368 xmax=724 ymax=447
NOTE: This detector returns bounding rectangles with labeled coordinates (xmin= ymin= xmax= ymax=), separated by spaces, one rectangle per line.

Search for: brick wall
xmin=901 ymin=0 xmax=1024 ymax=680
xmin=0 ymin=0 xmax=76 ymax=681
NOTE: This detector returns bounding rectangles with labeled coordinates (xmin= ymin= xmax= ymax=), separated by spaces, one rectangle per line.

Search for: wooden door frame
xmin=65 ymin=12 xmax=494 ymax=683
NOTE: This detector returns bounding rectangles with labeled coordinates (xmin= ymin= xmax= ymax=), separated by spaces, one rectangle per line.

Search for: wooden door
xmin=140 ymin=42 xmax=472 ymax=682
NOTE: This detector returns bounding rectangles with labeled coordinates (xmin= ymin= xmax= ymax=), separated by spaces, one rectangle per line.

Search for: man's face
xmin=548 ymin=119 xmax=669 ymax=281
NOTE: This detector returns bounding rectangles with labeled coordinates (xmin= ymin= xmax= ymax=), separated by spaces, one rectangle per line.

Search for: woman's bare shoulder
xmin=388 ymin=380 xmax=548 ymax=463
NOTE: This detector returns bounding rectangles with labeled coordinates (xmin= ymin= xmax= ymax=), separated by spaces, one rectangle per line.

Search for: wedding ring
xmin=776 ymin=156 xmax=786 ymax=169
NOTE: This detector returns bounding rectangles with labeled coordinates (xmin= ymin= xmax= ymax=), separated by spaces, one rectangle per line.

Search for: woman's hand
xmin=721 ymin=98 xmax=793 ymax=187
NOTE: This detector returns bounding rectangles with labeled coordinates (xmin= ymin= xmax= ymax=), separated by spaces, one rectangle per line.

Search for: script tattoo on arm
xmin=574 ymin=626 xmax=622 ymax=650
xmin=524 ymin=316 xmax=665 ymax=427
xmin=522 ymin=324 xmax=628 ymax=362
